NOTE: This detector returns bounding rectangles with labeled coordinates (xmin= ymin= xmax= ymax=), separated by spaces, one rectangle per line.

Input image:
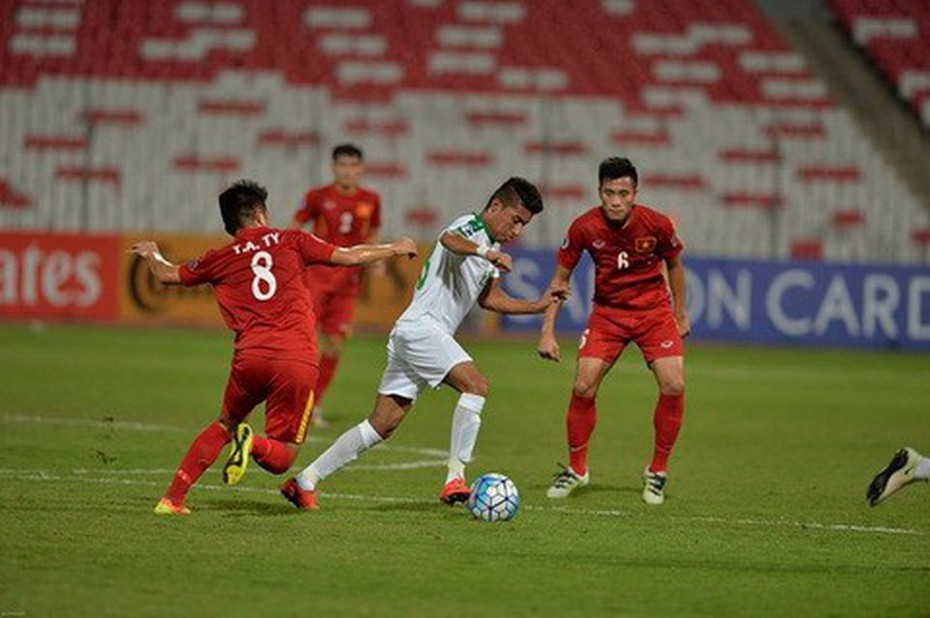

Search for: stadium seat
xmin=0 ymin=0 xmax=926 ymax=262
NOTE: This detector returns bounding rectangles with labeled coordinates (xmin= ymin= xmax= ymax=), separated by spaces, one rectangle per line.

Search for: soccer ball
xmin=468 ymin=473 xmax=520 ymax=522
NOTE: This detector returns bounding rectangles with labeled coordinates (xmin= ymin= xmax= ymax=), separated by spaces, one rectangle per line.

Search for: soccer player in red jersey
xmin=131 ymin=179 xmax=416 ymax=515
xmin=537 ymin=157 xmax=690 ymax=505
xmin=290 ymin=143 xmax=382 ymax=428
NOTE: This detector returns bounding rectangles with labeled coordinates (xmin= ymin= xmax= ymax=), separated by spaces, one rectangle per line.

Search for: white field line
xmin=2 ymin=416 xmax=923 ymax=536
xmin=0 ymin=470 xmax=922 ymax=536
xmin=0 ymin=414 xmax=447 ymax=457
xmin=2 ymin=414 xmax=181 ymax=433
xmin=610 ymin=363 xmax=930 ymax=385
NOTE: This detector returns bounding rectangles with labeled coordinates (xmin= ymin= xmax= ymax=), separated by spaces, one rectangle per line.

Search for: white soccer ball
xmin=468 ymin=473 xmax=520 ymax=522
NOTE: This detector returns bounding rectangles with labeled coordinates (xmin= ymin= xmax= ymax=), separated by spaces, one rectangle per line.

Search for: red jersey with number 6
xmin=178 ymin=227 xmax=336 ymax=362
xmin=293 ymin=184 xmax=381 ymax=295
xmin=558 ymin=204 xmax=683 ymax=311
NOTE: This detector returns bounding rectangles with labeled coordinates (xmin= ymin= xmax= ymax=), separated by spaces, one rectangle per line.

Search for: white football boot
xmin=546 ymin=463 xmax=590 ymax=499
xmin=867 ymin=447 xmax=926 ymax=506
xmin=642 ymin=468 xmax=667 ymax=505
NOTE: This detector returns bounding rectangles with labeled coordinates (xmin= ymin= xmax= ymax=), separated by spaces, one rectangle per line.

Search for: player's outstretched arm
xmin=130 ymin=241 xmax=181 ymax=284
xmin=440 ymin=232 xmax=512 ymax=272
xmin=666 ymin=254 xmax=690 ymax=337
xmin=331 ymin=237 xmax=417 ymax=266
xmin=537 ymin=265 xmax=573 ymax=363
xmin=477 ymin=278 xmax=568 ymax=315
xmin=365 ymin=232 xmax=387 ymax=276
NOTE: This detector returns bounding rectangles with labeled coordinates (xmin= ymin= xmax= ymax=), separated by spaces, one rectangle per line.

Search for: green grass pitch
xmin=0 ymin=323 xmax=927 ymax=616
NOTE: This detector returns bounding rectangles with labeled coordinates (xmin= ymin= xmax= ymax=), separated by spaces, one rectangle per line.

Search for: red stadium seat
xmin=790 ymin=239 xmax=824 ymax=260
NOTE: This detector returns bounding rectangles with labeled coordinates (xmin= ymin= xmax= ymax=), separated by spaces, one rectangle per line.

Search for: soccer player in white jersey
xmin=280 ymin=177 xmax=567 ymax=509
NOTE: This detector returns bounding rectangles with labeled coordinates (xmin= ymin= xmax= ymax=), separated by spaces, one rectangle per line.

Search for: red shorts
xmin=221 ymin=355 xmax=319 ymax=444
xmin=578 ymin=305 xmax=684 ymax=365
xmin=305 ymin=266 xmax=358 ymax=337
xmin=311 ymin=286 xmax=357 ymax=337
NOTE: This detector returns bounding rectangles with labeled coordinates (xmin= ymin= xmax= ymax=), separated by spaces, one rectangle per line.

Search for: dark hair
xmin=598 ymin=157 xmax=638 ymax=187
xmin=332 ymin=143 xmax=363 ymax=161
xmin=486 ymin=176 xmax=544 ymax=215
xmin=218 ymin=179 xmax=268 ymax=235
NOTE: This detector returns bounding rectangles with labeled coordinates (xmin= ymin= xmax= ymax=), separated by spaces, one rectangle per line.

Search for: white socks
xmin=446 ymin=393 xmax=485 ymax=484
xmin=296 ymin=420 xmax=382 ymax=491
xmin=296 ymin=394 xmax=487 ymax=491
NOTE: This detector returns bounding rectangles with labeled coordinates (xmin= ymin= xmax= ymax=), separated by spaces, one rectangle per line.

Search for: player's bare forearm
xmin=440 ymin=232 xmax=512 ymax=272
xmin=129 ymin=241 xmax=181 ymax=284
xmin=536 ymin=302 xmax=563 ymax=362
xmin=366 ymin=232 xmax=386 ymax=274
xmin=536 ymin=266 xmax=572 ymax=362
xmin=478 ymin=278 xmax=568 ymax=315
xmin=540 ymin=266 xmax=572 ymax=336
xmin=333 ymin=237 xmax=417 ymax=265
xmin=540 ymin=297 xmax=561 ymax=336
xmin=481 ymin=292 xmax=544 ymax=315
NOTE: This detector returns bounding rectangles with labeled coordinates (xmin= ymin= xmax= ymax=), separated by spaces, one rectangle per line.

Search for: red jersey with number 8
xmin=178 ymin=227 xmax=336 ymax=362
xmin=557 ymin=205 xmax=683 ymax=311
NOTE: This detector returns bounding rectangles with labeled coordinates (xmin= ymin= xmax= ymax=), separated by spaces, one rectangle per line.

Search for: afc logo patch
xmin=635 ymin=236 xmax=657 ymax=253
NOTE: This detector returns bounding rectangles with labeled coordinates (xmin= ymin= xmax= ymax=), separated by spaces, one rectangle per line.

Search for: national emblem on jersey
xmin=355 ymin=202 xmax=375 ymax=219
xmin=635 ymin=236 xmax=657 ymax=253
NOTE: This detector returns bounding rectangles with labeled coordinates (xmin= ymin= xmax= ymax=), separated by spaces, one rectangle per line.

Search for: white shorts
xmin=377 ymin=320 xmax=472 ymax=402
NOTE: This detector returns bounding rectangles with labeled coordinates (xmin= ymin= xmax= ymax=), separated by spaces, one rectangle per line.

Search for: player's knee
xmin=659 ymin=377 xmax=685 ymax=397
xmin=572 ymin=379 xmax=598 ymax=398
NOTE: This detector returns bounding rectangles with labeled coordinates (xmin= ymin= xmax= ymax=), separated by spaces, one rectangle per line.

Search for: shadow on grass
xmin=526 ymin=482 xmax=640 ymax=497
xmin=198 ymin=497 xmax=296 ymax=517
xmin=369 ymin=500 xmax=447 ymax=514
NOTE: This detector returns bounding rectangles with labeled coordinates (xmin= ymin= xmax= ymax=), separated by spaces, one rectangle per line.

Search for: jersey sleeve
xmin=295 ymin=230 xmax=337 ymax=265
xmin=292 ymin=189 xmax=319 ymax=226
xmin=556 ymin=217 xmax=587 ymax=270
xmin=177 ymin=248 xmax=219 ymax=286
xmin=655 ymin=214 xmax=684 ymax=260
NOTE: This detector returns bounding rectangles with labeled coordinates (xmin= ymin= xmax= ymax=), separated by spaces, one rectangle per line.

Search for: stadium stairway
xmin=776 ymin=17 xmax=930 ymax=219
xmin=1 ymin=0 xmax=928 ymax=262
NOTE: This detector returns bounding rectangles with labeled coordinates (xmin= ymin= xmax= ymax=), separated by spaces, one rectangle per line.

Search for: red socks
xmin=251 ymin=436 xmax=296 ymax=474
xmin=315 ymin=353 xmax=339 ymax=405
xmin=650 ymin=393 xmax=684 ymax=473
xmin=567 ymin=393 xmax=597 ymax=475
xmin=164 ymin=422 xmax=230 ymax=504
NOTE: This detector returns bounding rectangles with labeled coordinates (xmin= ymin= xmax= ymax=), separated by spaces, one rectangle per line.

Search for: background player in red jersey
xmin=290 ymin=143 xmax=382 ymax=428
xmin=131 ymin=179 xmax=416 ymax=515
xmin=537 ymin=157 xmax=689 ymax=506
